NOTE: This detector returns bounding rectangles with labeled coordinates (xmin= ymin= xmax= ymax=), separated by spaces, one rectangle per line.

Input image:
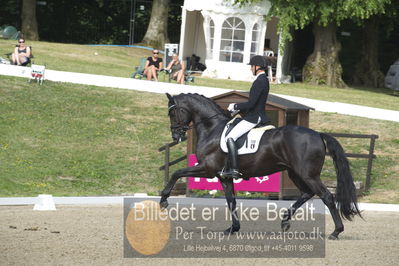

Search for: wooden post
xmin=365 ymin=135 xmax=378 ymax=192
xmin=164 ymin=144 xmax=170 ymax=186
xmin=278 ymin=110 xmax=285 ymax=127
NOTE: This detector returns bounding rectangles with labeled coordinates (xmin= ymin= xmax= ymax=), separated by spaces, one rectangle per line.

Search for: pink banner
xmin=187 ymin=154 xmax=280 ymax=192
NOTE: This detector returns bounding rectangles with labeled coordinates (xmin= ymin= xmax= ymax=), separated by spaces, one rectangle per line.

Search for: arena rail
xmin=326 ymin=133 xmax=378 ymax=192
xmin=158 ymin=137 xmax=187 ymax=186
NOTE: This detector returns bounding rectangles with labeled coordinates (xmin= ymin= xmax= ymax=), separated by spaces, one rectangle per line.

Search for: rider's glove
xmin=228 ymin=103 xmax=237 ymax=112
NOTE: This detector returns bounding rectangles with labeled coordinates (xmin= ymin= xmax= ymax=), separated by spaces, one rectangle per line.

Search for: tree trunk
xmin=353 ymin=17 xmax=385 ymax=88
xmin=21 ymin=0 xmax=39 ymax=40
xmin=141 ymin=0 xmax=170 ymax=49
xmin=303 ymin=22 xmax=346 ymax=88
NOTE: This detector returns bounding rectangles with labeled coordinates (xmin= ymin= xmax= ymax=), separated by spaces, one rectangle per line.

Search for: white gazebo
xmin=179 ymin=0 xmax=286 ymax=82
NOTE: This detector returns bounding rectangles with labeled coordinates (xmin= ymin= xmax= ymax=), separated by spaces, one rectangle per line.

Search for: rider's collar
xmin=256 ymin=71 xmax=266 ymax=78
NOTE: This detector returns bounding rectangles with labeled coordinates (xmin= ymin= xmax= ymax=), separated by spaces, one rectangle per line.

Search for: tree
xmin=21 ymin=0 xmax=39 ymax=40
xmin=235 ymin=0 xmax=391 ymax=88
xmin=141 ymin=0 xmax=170 ymax=48
xmin=352 ymin=17 xmax=385 ymax=88
xmin=0 ymin=0 xmax=19 ymax=27
xmin=353 ymin=2 xmax=399 ymax=88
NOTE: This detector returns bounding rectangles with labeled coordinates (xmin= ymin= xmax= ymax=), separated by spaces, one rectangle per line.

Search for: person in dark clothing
xmin=220 ymin=55 xmax=270 ymax=179
xmin=144 ymin=49 xmax=163 ymax=81
xmin=11 ymin=38 xmax=31 ymax=66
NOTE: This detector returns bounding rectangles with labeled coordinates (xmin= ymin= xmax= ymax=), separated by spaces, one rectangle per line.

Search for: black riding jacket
xmin=235 ymin=72 xmax=269 ymax=124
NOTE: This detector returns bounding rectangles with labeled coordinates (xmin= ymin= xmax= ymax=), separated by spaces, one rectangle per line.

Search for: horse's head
xmin=166 ymin=93 xmax=192 ymax=142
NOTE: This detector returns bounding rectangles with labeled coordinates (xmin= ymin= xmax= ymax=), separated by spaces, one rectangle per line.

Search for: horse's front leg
xmin=160 ymin=165 xmax=208 ymax=209
xmin=220 ymin=178 xmax=240 ymax=234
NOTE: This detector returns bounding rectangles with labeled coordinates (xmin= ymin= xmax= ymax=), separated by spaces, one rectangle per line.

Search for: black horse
xmin=160 ymin=93 xmax=361 ymax=240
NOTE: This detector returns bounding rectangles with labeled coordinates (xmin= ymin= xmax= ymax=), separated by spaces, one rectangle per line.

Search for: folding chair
xmin=166 ymin=60 xmax=195 ymax=85
xmin=130 ymin=58 xmax=147 ymax=79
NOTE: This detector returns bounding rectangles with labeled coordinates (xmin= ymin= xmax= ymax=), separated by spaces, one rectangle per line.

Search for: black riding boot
xmin=220 ymin=138 xmax=241 ymax=179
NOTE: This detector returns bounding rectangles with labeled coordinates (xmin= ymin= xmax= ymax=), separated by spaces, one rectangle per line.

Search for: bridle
xmin=168 ymin=103 xmax=190 ymax=136
xmin=168 ymin=100 xmax=222 ymax=137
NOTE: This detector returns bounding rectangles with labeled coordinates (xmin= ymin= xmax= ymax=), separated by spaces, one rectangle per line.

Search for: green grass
xmin=0 ymin=75 xmax=186 ymax=196
xmin=0 ymin=40 xmax=398 ymax=202
xmin=1 ymin=39 xmax=398 ymax=111
xmin=310 ymin=112 xmax=399 ymax=203
xmin=1 ymin=75 xmax=398 ymax=202
xmin=0 ymin=40 xmax=145 ymax=78
xmin=193 ymin=78 xmax=399 ymax=111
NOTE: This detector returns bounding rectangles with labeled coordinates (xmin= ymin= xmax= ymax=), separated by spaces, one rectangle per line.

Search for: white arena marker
xmin=33 ymin=194 xmax=56 ymax=211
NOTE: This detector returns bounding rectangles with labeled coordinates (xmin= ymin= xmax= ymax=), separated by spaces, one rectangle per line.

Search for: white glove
xmin=228 ymin=103 xmax=237 ymax=112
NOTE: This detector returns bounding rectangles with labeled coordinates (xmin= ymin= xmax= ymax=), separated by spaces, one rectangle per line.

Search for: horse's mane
xmin=176 ymin=93 xmax=231 ymax=119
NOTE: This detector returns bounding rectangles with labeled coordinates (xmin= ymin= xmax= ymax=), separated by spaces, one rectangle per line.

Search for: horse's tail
xmin=320 ymin=133 xmax=362 ymax=220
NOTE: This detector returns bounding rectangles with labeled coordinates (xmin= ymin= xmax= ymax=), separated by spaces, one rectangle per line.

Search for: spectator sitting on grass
xmin=12 ymin=38 xmax=31 ymax=66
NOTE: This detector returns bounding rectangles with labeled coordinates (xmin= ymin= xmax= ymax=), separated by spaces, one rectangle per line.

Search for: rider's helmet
xmin=248 ymin=55 xmax=268 ymax=69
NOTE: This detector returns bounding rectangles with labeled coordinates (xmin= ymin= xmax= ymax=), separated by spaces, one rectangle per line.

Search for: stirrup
xmin=219 ymin=169 xmax=242 ymax=179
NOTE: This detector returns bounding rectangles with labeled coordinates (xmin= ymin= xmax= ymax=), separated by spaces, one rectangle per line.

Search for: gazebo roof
xmin=267 ymin=94 xmax=314 ymax=111
xmin=184 ymin=0 xmax=270 ymax=15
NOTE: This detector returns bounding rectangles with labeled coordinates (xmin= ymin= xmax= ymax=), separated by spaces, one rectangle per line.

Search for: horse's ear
xmin=166 ymin=93 xmax=174 ymax=103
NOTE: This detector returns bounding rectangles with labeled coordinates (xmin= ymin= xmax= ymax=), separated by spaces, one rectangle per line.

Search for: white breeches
xmin=226 ymin=117 xmax=260 ymax=142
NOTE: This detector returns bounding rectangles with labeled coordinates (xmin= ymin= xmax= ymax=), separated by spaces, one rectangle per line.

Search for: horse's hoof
xmin=281 ymin=220 xmax=291 ymax=232
xmin=328 ymin=234 xmax=338 ymax=240
xmin=160 ymin=200 xmax=169 ymax=210
xmin=224 ymin=226 xmax=240 ymax=235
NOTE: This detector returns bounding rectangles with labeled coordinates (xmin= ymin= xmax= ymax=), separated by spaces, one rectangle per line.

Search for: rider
xmin=220 ymin=55 xmax=270 ymax=179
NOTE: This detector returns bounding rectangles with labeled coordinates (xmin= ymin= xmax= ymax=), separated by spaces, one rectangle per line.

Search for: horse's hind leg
xmin=319 ymin=186 xmax=344 ymax=240
xmin=300 ymin=177 xmax=344 ymax=240
xmin=220 ymin=178 xmax=240 ymax=234
xmin=281 ymin=170 xmax=314 ymax=232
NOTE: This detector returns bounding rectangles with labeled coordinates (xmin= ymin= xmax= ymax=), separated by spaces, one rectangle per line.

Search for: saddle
xmin=220 ymin=117 xmax=275 ymax=155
